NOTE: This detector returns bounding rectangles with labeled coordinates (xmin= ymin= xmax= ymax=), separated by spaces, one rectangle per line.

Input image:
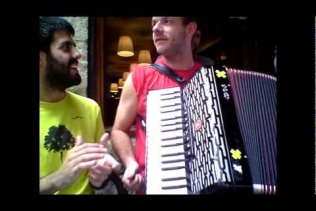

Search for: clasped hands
xmin=71 ymin=133 xmax=142 ymax=191
xmin=88 ymin=133 xmax=121 ymax=188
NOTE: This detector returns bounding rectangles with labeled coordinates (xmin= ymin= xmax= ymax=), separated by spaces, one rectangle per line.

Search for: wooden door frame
xmin=87 ymin=17 xmax=106 ymax=122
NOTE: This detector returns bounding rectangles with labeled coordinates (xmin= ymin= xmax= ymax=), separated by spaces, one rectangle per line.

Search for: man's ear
xmin=188 ymin=21 xmax=198 ymax=37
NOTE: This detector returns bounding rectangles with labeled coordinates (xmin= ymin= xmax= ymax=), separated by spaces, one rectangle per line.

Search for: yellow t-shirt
xmin=40 ymin=91 xmax=105 ymax=194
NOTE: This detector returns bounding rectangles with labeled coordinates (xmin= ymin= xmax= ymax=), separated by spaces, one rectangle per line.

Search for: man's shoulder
xmin=134 ymin=63 xmax=155 ymax=72
xmin=66 ymin=91 xmax=99 ymax=107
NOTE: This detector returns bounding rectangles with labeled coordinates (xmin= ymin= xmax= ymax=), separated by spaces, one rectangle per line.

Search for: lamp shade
xmin=117 ymin=36 xmax=134 ymax=57
xmin=138 ymin=50 xmax=152 ymax=65
xmin=118 ymin=78 xmax=124 ymax=89
xmin=110 ymin=83 xmax=118 ymax=92
xmin=220 ymin=51 xmax=227 ymax=61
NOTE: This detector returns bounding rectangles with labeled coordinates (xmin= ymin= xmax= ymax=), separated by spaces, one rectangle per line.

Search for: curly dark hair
xmin=39 ymin=17 xmax=75 ymax=53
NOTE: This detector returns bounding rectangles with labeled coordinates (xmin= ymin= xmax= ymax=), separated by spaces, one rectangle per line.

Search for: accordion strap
xmin=151 ymin=63 xmax=186 ymax=85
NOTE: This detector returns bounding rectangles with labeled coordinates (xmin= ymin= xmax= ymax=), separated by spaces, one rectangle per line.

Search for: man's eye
xmin=62 ymin=43 xmax=70 ymax=49
xmin=61 ymin=43 xmax=73 ymax=51
xmin=164 ymin=19 xmax=172 ymax=24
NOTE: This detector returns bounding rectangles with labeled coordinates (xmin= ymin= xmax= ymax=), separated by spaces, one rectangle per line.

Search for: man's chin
xmin=155 ymin=46 xmax=166 ymax=55
xmin=71 ymin=74 xmax=82 ymax=85
xmin=61 ymin=77 xmax=82 ymax=90
xmin=70 ymin=78 xmax=82 ymax=87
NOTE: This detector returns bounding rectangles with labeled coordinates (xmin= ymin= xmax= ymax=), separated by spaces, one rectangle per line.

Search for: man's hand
xmin=122 ymin=161 xmax=142 ymax=191
xmin=89 ymin=133 xmax=121 ymax=188
xmin=49 ymin=136 xmax=107 ymax=191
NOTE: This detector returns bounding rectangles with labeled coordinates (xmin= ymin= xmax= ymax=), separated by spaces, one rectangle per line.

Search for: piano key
xmin=161 ymin=179 xmax=188 ymax=190
xmin=160 ymin=110 xmax=182 ymax=118
xmin=160 ymin=97 xmax=181 ymax=105
xmin=161 ymin=152 xmax=185 ymax=157
xmin=160 ymin=123 xmax=182 ymax=130
xmin=160 ymin=112 xmax=182 ymax=119
xmin=147 ymin=158 xmax=185 ymax=172
xmin=161 ymin=127 xmax=183 ymax=133
xmin=161 ymin=142 xmax=183 ymax=148
xmin=160 ymin=144 xmax=185 ymax=155
xmin=160 ymin=106 xmax=182 ymax=113
xmin=161 ymin=176 xmax=187 ymax=187
xmin=161 ymin=117 xmax=182 ymax=123
xmin=160 ymin=102 xmax=181 ymax=108
xmin=161 ymin=120 xmax=182 ymax=126
xmin=160 ymin=92 xmax=180 ymax=97
xmin=166 ymin=102 xmax=180 ymax=108
xmin=161 ymin=116 xmax=182 ymax=122
xmin=157 ymin=94 xmax=182 ymax=101
xmin=162 ymin=183 xmax=187 ymax=190
xmin=160 ymin=106 xmax=181 ymax=114
xmin=161 ymin=161 xmax=186 ymax=170
xmin=161 ymin=154 xmax=185 ymax=163
xmin=160 ymin=168 xmax=187 ymax=183
xmin=161 ymin=158 xmax=185 ymax=164
xmin=162 ymin=166 xmax=185 ymax=171
xmin=161 ymin=138 xmax=184 ymax=146
xmin=162 ymin=126 xmax=183 ymax=133
xmin=160 ymin=141 xmax=184 ymax=150
xmin=161 ymin=119 xmax=182 ymax=126
xmin=157 ymin=87 xmax=181 ymax=95
xmin=161 ymin=176 xmax=187 ymax=181
xmin=161 ymin=136 xmax=183 ymax=141
xmin=160 ymin=90 xmax=181 ymax=96
xmin=160 ymin=130 xmax=183 ymax=139
xmin=160 ymin=95 xmax=181 ymax=101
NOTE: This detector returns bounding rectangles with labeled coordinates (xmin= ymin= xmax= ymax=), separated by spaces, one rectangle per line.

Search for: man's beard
xmin=156 ymin=32 xmax=187 ymax=56
xmin=44 ymin=55 xmax=81 ymax=92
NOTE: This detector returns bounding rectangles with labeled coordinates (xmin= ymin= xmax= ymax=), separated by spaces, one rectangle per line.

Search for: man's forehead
xmin=53 ymin=30 xmax=74 ymax=44
xmin=152 ymin=17 xmax=181 ymax=21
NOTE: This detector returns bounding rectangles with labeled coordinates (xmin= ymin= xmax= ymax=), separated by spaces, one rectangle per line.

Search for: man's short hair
xmin=183 ymin=17 xmax=199 ymax=27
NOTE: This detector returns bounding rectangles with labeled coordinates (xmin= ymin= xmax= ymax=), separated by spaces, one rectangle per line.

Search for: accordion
xmin=145 ymin=65 xmax=277 ymax=195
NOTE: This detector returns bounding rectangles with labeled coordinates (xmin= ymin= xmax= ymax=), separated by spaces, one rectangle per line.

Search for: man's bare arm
xmin=111 ymin=73 xmax=138 ymax=167
xmin=40 ymin=171 xmax=66 ymax=194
